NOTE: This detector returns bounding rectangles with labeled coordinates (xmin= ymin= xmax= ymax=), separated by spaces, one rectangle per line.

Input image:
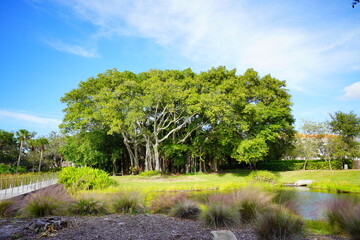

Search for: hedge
xmin=257 ymin=159 xmax=353 ymax=171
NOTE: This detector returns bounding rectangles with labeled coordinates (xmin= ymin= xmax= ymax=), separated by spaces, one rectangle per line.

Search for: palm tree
xmin=15 ymin=129 xmax=35 ymax=173
xmin=36 ymin=138 xmax=49 ymax=172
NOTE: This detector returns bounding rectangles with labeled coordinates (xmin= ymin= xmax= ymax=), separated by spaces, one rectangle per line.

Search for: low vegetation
xmin=69 ymin=198 xmax=108 ymax=216
xmin=325 ymin=197 xmax=360 ymax=240
xmin=58 ymin=167 xmax=117 ymax=192
xmin=253 ymin=207 xmax=304 ymax=240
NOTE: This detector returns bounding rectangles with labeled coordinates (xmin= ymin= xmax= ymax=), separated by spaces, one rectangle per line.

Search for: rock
xmin=26 ymin=216 xmax=69 ymax=233
xmin=295 ymin=180 xmax=313 ymax=186
xmin=211 ymin=230 xmax=237 ymax=240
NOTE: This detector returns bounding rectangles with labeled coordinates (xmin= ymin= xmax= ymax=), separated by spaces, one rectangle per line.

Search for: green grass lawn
xmin=279 ymin=170 xmax=360 ymax=193
xmin=110 ymin=170 xmax=360 ymax=194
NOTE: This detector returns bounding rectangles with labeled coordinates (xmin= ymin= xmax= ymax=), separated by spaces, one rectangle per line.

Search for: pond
xmin=286 ymin=187 xmax=360 ymax=220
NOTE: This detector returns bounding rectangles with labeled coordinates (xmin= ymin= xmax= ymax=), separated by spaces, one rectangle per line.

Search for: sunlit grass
xmin=109 ymin=170 xmax=360 ymax=194
xmin=279 ymin=170 xmax=360 ymax=193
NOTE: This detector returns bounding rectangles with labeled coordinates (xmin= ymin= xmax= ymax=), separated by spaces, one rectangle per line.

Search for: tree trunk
xmin=16 ymin=140 xmax=23 ymax=173
xmin=153 ymin=143 xmax=161 ymax=171
xmin=38 ymin=149 xmax=43 ymax=172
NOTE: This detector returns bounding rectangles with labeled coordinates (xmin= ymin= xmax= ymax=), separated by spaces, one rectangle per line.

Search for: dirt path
xmin=0 ymin=214 xmax=349 ymax=240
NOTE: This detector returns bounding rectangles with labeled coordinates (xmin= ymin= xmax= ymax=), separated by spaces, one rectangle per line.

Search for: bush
xmin=257 ymin=159 xmax=353 ymax=171
xmin=150 ymin=192 xmax=188 ymax=214
xmin=247 ymin=170 xmax=278 ymax=184
xmin=169 ymin=200 xmax=200 ymax=219
xmin=70 ymin=198 xmax=108 ymax=216
xmin=58 ymin=167 xmax=117 ymax=192
xmin=253 ymin=207 xmax=304 ymax=240
xmin=112 ymin=191 xmax=145 ymax=214
xmin=139 ymin=170 xmax=161 ymax=177
xmin=325 ymin=198 xmax=360 ymax=240
xmin=22 ymin=185 xmax=72 ymax=217
xmin=200 ymin=202 xmax=239 ymax=228
xmin=0 ymin=200 xmax=13 ymax=217
xmin=231 ymin=187 xmax=273 ymax=223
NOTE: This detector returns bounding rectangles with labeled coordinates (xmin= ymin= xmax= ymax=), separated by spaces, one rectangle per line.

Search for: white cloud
xmin=0 ymin=110 xmax=61 ymax=128
xmin=45 ymin=39 xmax=98 ymax=58
xmin=48 ymin=0 xmax=360 ymax=91
xmin=343 ymin=82 xmax=360 ymax=99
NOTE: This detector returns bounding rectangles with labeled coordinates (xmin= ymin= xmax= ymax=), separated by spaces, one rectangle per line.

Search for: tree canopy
xmin=60 ymin=67 xmax=295 ymax=173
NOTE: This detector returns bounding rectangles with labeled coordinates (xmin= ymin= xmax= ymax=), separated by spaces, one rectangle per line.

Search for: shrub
xmin=200 ymin=202 xmax=239 ymax=228
xmin=247 ymin=170 xmax=278 ymax=184
xmin=169 ymin=200 xmax=200 ymax=219
xmin=0 ymin=200 xmax=13 ymax=217
xmin=139 ymin=170 xmax=161 ymax=177
xmin=150 ymin=192 xmax=188 ymax=214
xmin=257 ymin=159 xmax=353 ymax=171
xmin=70 ymin=198 xmax=108 ymax=216
xmin=325 ymin=198 xmax=360 ymax=239
xmin=112 ymin=191 xmax=145 ymax=214
xmin=253 ymin=207 xmax=304 ymax=240
xmin=21 ymin=185 xmax=72 ymax=217
xmin=231 ymin=187 xmax=273 ymax=223
xmin=58 ymin=167 xmax=117 ymax=192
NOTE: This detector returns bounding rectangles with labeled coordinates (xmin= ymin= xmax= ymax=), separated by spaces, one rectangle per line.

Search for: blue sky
xmin=1 ymin=0 xmax=360 ymax=137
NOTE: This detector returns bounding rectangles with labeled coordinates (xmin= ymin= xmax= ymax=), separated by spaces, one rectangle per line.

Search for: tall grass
xmin=0 ymin=172 xmax=58 ymax=190
xmin=21 ymin=185 xmax=72 ymax=217
xmin=112 ymin=191 xmax=145 ymax=214
xmin=0 ymin=200 xmax=13 ymax=217
xmin=325 ymin=197 xmax=360 ymax=239
xmin=150 ymin=192 xmax=188 ymax=214
xmin=253 ymin=207 xmax=304 ymax=240
xmin=200 ymin=201 xmax=239 ymax=228
xmin=70 ymin=198 xmax=108 ymax=216
xmin=169 ymin=200 xmax=201 ymax=219
xmin=230 ymin=187 xmax=273 ymax=224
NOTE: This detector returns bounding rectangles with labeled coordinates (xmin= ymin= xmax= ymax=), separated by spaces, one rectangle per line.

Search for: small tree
xmin=329 ymin=111 xmax=360 ymax=162
xmin=15 ymin=129 xmax=36 ymax=173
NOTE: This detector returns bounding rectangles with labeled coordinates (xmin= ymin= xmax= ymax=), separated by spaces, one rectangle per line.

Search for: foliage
xmin=257 ymin=159 xmax=353 ymax=171
xmin=0 ymin=200 xmax=13 ymax=217
xmin=329 ymin=111 xmax=360 ymax=160
xmin=150 ymin=192 xmax=188 ymax=214
xmin=139 ymin=170 xmax=161 ymax=177
xmin=21 ymin=185 xmax=72 ymax=217
xmin=200 ymin=201 xmax=239 ymax=228
xmin=112 ymin=191 xmax=145 ymax=214
xmin=0 ymin=164 xmax=26 ymax=173
xmin=58 ymin=167 xmax=117 ymax=191
xmin=253 ymin=207 xmax=304 ymax=240
xmin=70 ymin=198 xmax=108 ymax=216
xmin=0 ymin=130 xmax=18 ymax=165
xmin=60 ymin=67 xmax=294 ymax=173
xmin=169 ymin=200 xmax=200 ymax=219
xmin=247 ymin=170 xmax=278 ymax=184
xmin=325 ymin=197 xmax=360 ymax=239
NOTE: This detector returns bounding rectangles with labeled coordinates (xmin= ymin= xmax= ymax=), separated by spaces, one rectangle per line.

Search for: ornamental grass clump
xmin=150 ymin=192 xmax=188 ymax=214
xmin=200 ymin=194 xmax=239 ymax=228
xmin=169 ymin=199 xmax=200 ymax=220
xmin=253 ymin=207 xmax=304 ymax=240
xmin=22 ymin=185 xmax=72 ymax=217
xmin=70 ymin=198 xmax=108 ymax=216
xmin=112 ymin=191 xmax=145 ymax=214
xmin=325 ymin=198 xmax=360 ymax=240
xmin=0 ymin=200 xmax=13 ymax=217
xmin=230 ymin=187 xmax=273 ymax=224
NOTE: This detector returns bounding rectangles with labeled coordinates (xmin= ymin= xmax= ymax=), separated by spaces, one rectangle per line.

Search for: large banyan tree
xmin=60 ymin=66 xmax=294 ymax=173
